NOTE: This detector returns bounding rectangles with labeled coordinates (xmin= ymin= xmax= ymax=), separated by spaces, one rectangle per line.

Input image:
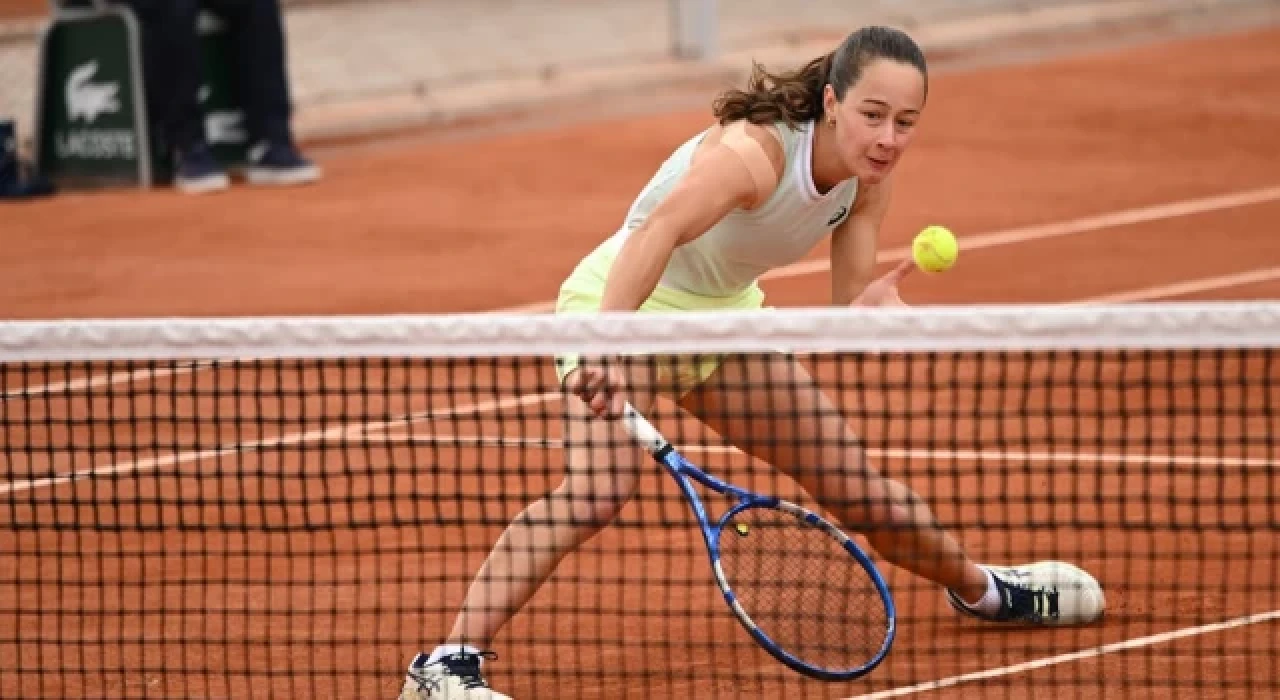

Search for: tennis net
xmin=1 ymin=303 xmax=1277 ymax=699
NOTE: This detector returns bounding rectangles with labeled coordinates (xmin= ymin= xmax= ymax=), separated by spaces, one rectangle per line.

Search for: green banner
xmin=38 ymin=11 xmax=148 ymax=187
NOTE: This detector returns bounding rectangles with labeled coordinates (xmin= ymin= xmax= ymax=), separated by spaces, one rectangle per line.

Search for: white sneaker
xmin=399 ymin=651 xmax=512 ymax=700
xmin=947 ymin=561 xmax=1106 ymax=626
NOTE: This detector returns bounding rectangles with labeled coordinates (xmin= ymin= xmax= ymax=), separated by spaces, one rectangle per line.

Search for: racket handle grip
xmin=620 ymin=403 xmax=669 ymax=455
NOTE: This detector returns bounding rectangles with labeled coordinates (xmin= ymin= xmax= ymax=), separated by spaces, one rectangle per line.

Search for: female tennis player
xmin=400 ymin=26 xmax=1105 ymax=700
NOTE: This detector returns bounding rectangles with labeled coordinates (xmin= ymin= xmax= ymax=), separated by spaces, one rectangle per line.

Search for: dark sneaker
xmin=246 ymin=140 xmax=321 ymax=186
xmin=173 ymin=142 xmax=230 ymax=194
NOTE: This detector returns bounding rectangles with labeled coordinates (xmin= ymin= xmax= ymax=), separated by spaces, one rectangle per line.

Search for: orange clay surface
xmin=0 ymin=0 xmax=44 ymax=20
xmin=2 ymin=25 xmax=1279 ymax=700
xmin=1 ymin=28 xmax=1279 ymax=318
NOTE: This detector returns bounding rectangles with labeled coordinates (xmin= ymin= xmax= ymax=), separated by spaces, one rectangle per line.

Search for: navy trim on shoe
xmin=947 ymin=568 xmax=1061 ymax=624
xmin=174 ymin=142 xmax=229 ymax=194
xmin=246 ymin=140 xmax=321 ymax=186
xmin=407 ymin=650 xmax=499 ymax=691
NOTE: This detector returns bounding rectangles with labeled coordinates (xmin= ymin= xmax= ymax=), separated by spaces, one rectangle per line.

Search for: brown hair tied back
xmin=712 ymin=26 xmax=927 ymax=129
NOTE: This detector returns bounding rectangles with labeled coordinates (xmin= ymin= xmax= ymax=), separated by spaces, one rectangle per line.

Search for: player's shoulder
xmin=696 ymin=119 xmax=787 ymax=204
xmin=712 ymin=119 xmax=786 ymax=174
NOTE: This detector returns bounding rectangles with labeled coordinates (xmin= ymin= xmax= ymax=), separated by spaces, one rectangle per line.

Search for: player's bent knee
xmin=567 ymin=491 xmax=631 ymax=529
xmin=551 ymin=478 xmax=636 ymax=529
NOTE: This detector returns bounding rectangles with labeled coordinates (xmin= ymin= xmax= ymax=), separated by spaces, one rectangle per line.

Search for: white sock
xmin=426 ymin=643 xmax=484 ymax=666
xmin=959 ymin=568 xmax=1002 ymax=615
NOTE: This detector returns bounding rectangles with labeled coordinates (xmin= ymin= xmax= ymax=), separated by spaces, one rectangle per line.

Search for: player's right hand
xmin=851 ymin=258 xmax=914 ymax=308
xmin=565 ymin=358 xmax=628 ymax=419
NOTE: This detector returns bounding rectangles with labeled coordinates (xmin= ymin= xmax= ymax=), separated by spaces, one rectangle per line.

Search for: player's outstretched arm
xmin=600 ymin=123 xmax=783 ymax=312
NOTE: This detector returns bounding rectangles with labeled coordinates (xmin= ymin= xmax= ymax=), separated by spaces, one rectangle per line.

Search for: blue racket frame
xmin=620 ymin=403 xmax=897 ymax=682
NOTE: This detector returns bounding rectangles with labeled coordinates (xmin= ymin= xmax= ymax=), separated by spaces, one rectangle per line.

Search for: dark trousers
xmin=116 ymin=0 xmax=294 ymax=156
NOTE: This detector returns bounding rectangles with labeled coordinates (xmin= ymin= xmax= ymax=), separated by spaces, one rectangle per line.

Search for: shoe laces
xmin=440 ymin=651 xmax=498 ymax=690
xmin=995 ymin=571 xmax=1059 ymax=621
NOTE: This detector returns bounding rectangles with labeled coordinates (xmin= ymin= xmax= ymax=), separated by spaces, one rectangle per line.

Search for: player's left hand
xmin=851 ymin=258 xmax=913 ymax=308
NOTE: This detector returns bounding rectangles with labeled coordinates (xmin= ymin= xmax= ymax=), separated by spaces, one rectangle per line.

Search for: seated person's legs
xmin=115 ymin=0 xmax=230 ymax=193
xmin=205 ymin=0 xmax=320 ymax=185
xmin=0 ymin=117 xmax=55 ymax=199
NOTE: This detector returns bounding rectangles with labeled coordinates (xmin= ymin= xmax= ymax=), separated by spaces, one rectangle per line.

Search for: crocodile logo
xmin=66 ymin=61 xmax=121 ymax=123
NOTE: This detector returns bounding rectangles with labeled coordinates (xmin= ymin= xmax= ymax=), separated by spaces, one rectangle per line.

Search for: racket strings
xmin=719 ymin=506 xmax=888 ymax=672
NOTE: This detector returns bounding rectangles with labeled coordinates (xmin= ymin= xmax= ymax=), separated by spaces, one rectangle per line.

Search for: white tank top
xmin=600 ymin=120 xmax=858 ymax=298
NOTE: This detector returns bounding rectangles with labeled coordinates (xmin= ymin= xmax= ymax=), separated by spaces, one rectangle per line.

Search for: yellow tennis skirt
xmin=554 ymin=243 xmax=766 ymax=397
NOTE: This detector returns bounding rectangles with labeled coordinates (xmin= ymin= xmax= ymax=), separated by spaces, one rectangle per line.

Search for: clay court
xmin=2 ymin=16 xmax=1280 ymax=700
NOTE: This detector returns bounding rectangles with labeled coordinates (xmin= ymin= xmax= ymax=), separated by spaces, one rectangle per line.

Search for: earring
xmin=828 ymin=117 xmax=837 ymax=128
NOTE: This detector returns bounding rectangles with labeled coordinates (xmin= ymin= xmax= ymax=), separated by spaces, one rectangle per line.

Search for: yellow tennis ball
xmin=912 ymin=225 xmax=959 ymax=273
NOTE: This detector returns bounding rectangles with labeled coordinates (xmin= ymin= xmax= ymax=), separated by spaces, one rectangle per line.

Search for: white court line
xmin=843 ymin=608 xmax=1280 ymax=700
xmin=1079 ymin=266 xmax=1280 ymax=304
xmin=360 ymin=433 xmax=1280 ymax=470
xmin=2 ymin=360 xmax=217 ymax=400
xmin=503 ymin=184 xmax=1280 ymax=312
xmin=0 ymin=392 xmax=557 ymax=495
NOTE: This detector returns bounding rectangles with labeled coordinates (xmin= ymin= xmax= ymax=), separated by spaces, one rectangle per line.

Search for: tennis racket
xmin=619 ymin=403 xmax=896 ymax=681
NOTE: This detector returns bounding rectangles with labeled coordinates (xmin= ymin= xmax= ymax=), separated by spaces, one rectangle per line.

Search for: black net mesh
xmin=1 ymin=310 xmax=1277 ymax=699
